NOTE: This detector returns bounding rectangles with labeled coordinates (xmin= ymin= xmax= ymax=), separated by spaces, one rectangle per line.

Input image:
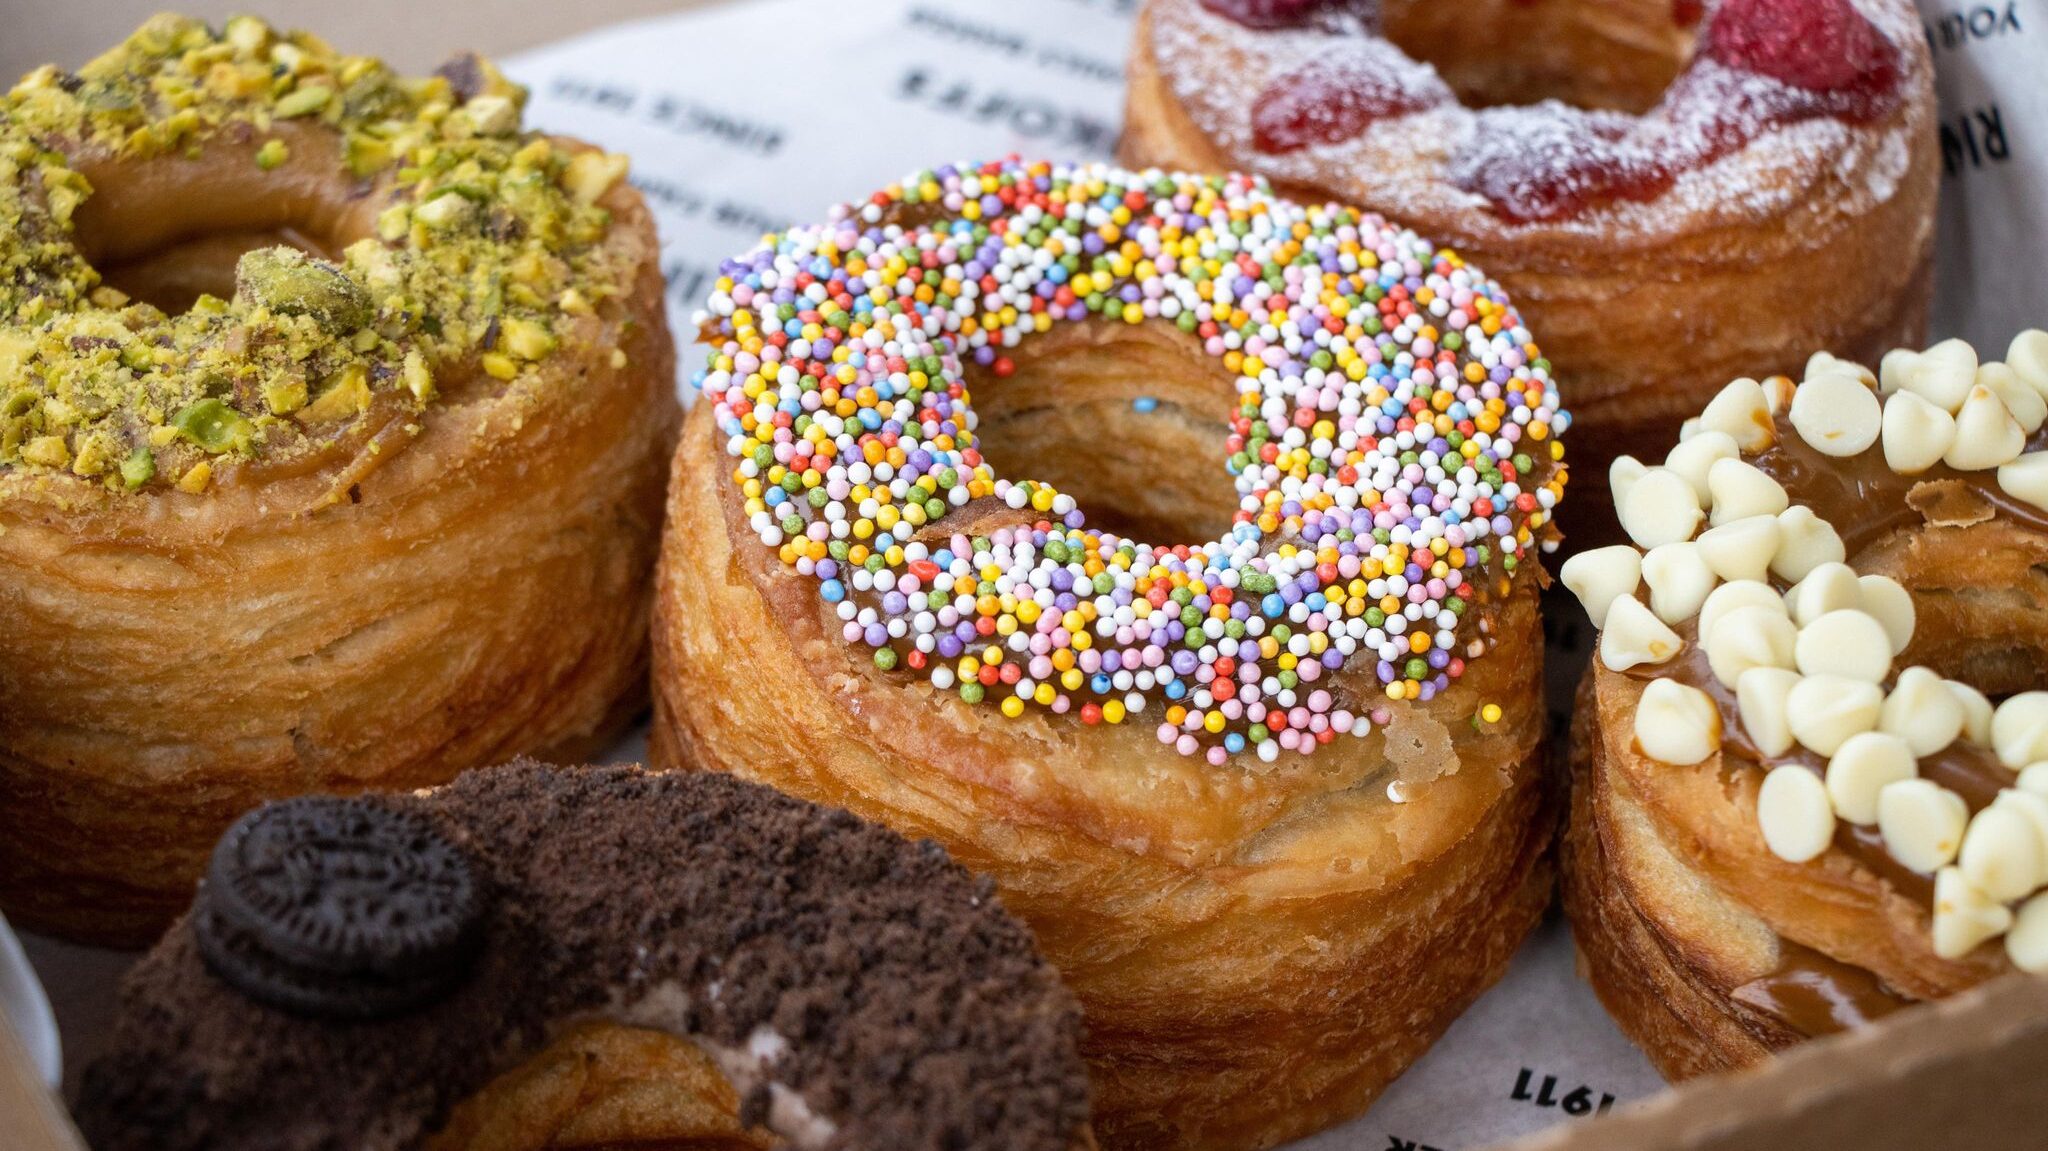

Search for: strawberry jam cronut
xmin=1123 ymin=0 xmax=1937 ymax=538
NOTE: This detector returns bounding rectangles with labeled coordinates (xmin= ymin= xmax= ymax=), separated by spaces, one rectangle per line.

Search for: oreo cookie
xmin=193 ymin=796 xmax=486 ymax=1019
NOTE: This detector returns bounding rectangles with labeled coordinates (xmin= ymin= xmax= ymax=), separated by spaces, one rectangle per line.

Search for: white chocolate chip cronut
xmin=1568 ymin=329 xmax=2048 ymax=972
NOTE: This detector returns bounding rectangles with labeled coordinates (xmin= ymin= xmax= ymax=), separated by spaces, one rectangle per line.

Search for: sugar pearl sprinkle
xmin=693 ymin=160 xmax=1570 ymax=764
xmin=1570 ymin=331 xmax=2048 ymax=969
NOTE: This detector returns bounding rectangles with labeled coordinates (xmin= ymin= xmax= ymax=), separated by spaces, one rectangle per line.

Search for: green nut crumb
xmin=273 ymin=84 xmax=332 ymax=119
xmin=501 ymin=318 xmax=555 ymax=361
xmin=0 ymin=15 xmax=625 ymax=491
xmin=120 ymin=445 xmax=155 ymax=489
xmin=171 ymin=398 xmax=254 ymax=453
xmin=261 ymin=375 xmax=308 ymax=415
xmin=21 ymin=435 xmax=70 ymax=468
xmin=234 ymin=247 xmax=372 ymax=334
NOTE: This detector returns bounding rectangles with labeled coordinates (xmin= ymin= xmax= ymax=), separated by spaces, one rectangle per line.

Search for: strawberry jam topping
xmin=1448 ymin=0 xmax=1906 ymax=222
xmin=1701 ymin=0 xmax=1902 ymax=110
xmin=1198 ymin=0 xmax=1362 ymax=29
xmin=1451 ymin=108 xmax=1673 ymax=224
xmin=1252 ymin=43 xmax=1451 ymax=153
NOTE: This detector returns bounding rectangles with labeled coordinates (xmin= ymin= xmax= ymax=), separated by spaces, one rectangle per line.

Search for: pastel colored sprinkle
xmin=692 ymin=159 xmax=1568 ymax=762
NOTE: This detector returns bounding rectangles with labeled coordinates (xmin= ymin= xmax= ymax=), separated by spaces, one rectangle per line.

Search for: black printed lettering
xmin=894 ymin=68 xmax=1118 ymax=154
xmin=1941 ymin=103 xmax=2011 ymax=175
xmin=1510 ymin=1066 xmax=1619 ymax=1118
xmin=1923 ymin=2 xmax=2024 ymax=52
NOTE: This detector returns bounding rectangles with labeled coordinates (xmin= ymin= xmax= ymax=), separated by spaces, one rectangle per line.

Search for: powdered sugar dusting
xmin=1251 ymin=38 xmax=1453 ymax=153
xmin=1146 ymin=0 xmax=1927 ymax=240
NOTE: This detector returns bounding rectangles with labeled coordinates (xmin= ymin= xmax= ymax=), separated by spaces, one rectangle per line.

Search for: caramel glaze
xmin=1746 ymin=410 xmax=2048 ymax=555
xmin=1614 ymin=410 xmax=2048 ymax=1037
xmin=1728 ymin=940 xmax=1909 ymax=1037
xmin=1623 ymin=629 xmax=1945 ymax=1038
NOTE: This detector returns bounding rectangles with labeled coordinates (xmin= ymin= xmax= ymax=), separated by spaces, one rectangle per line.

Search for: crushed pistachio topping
xmin=0 ymin=14 xmax=631 ymax=492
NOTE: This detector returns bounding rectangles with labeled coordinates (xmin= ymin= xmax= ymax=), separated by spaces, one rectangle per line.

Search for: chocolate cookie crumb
xmin=74 ymin=762 xmax=1089 ymax=1151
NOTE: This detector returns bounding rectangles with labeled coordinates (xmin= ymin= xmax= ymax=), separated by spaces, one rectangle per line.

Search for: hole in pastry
xmin=965 ymin=319 xmax=1239 ymax=548
xmin=66 ymin=143 xmax=371 ymax=315
xmin=1377 ymin=0 xmax=1696 ymax=114
xmin=92 ymin=225 xmax=340 ymax=316
xmin=423 ymin=1023 xmax=773 ymax=1151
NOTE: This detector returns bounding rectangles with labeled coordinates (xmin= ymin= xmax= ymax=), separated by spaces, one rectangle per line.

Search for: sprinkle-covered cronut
xmin=693 ymin=160 xmax=1569 ymax=763
xmin=0 ymin=15 xmax=631 ymax=494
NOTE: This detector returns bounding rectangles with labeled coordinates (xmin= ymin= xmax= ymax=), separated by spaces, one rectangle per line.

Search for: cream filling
xmin=590 ymin=980 xmax=840 ymax=1149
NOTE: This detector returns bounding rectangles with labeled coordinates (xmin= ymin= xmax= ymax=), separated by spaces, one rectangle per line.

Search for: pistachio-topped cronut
xmin=0 ymin=14 xmax=633 ymax=494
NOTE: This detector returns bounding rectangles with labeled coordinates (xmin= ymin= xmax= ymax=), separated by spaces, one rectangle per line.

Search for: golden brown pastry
xmin=73 ymin=761 xmax=1095 ymax=1151
xmin=1560 ymin=331 xmax=2048 ymax=1077
xmin=651 ymin=160 xmax=1570 ymax=1150
xmin=0 ymin=16 xmax=676 ymax=946
xmin=1122 ymin=0 xmax=1938 ymax=536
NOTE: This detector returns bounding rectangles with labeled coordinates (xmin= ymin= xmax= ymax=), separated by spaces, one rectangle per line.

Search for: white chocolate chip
xmin=1600 ymin=596 xmax=1684 ymax=671
xmin=1879 ymin=667 xmax=1965 ymax=757
xmin=1762 ymin=375 xmax=1797 ymax=415
xmin=1698 ymin=377 xmax=1776 ymax=452
xmin=1770 ymin=506 xmax=1846 ymax=584
xmin=1788 ymin=674 xmax=1885 ymax=757
xmin=2009 ymin=330 xmax=2048 ymax=398
xmin=1634 ymin=679 xmax=1721 ymax=766
xmin=1992 ymin=790 xmax=2048 ymax=874
xmin=1757 ymin=766 xmax=1836 ymax=863
xmin=1698 ymin=580 xmax=1787 ymax=640
xmin=1705 ymin=605 xmax=1797 ymax=689
xmin=1560 ymin=545 xmax=1643 ymax=625
xmin=1933 ymin=866 xmax=2013 ymax=960
xmin=1856 ymin=574 xmax=1915 ymax=655
xmin=1946 ymin=385 xmax=2026 ymax=471
xmin=1706 ymin=458 xmax=1790 ymax=526
xmin=1826 ymin=731 xmax=1917 ymax=826
xmin=1879 ymin=347 xmax=1921 ymax=396
xmin=1879 ymin=389 xmax=1957 ymax=475
xmin=1677 ymin=417 xmax=1702 ymax=442
xmin=1991 ymin=692 xmax=2048 ymax=770
xmin=1978 ymin=362 xmax=2048 ymax=434
xmin=1807 ymin=351 xmax=1877 ymax=389
xmin=1951 ymin=680 xmax=1996 ymax=746
xmin=1736 ymin=666 xmax=1801 ymax=758
xmin=1909 ymin=338 xmax=1980 ymax=414
xmin=1696 ymin=516 xmax=1780 ymax=583
xmin=1610 ymin=455 xmax=1647 ymax=506
xmin=2008 ymin=892 xmax=2048 ymax=974
xmin=1794 ymin=609 xmax=1893 ymax=683
xmin=1619 ymin=468 xmax=1703 ymax=549
xmin=1664 ymin=431 xmax=1738 ymax=505
xmin=2021 ymin=763 xmax=2048 ymax=799
xmin=1790 ymin=370 xmax=1883 ymax=458
xmin=1998 ymin=452 xmax=2048 ymax=513
xmin=1642 ymin=542 xmax=1717 ymax=624
xmin=1960 ymin=804 xmax=2047 ymax=904
xmin=1783 ymin=562 xmax=1862 ymax=627
xmin=1878 ymin=779 xmax=1969 ymax=874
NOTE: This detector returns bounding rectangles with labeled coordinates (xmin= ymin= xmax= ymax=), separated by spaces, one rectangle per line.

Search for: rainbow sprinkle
xmin=692 ymin=160 xmax=1568 ymax=763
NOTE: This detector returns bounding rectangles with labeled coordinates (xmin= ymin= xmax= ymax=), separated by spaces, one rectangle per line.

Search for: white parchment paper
xmin=1915 ymin=0 xmax=2048 ymax=348
xmin=26 ymin=0 xmax=2041 ymax=1145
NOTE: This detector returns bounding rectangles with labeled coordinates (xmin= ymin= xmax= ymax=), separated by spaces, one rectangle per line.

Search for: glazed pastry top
xmin=0 ymin=15 xmax=631 ymax=493
xmin=692 ymin=159 xmax=1569 ymax=764
xmin=1565 ymin=331 xmax=2048 ymax=971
